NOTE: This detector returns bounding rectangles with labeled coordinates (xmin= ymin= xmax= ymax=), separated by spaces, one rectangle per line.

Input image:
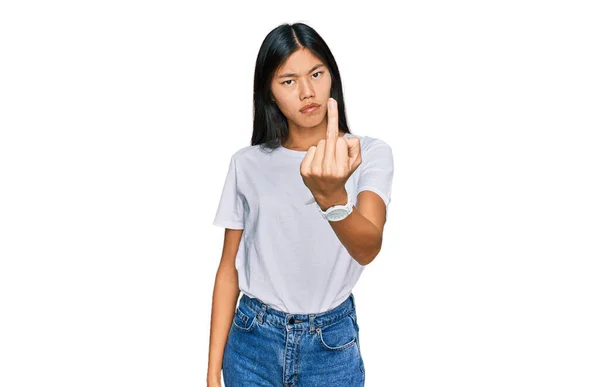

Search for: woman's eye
xmin=282 ymin=71 xmax=324 ymax=85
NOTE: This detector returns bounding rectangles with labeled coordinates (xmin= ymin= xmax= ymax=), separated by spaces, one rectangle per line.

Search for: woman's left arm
xmin=314 ymin=189 xmax=385 ymax=266
xmin=301 ymin=98 xmax=390 ymax=266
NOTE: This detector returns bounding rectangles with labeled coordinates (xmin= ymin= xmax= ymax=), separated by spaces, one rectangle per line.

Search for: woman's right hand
xmin=207 ymin=375 xmax=222 ymax=387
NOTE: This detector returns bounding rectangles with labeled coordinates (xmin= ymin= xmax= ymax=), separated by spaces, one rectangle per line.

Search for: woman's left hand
xmin=300 ymin=98 xmax=362 ymax=205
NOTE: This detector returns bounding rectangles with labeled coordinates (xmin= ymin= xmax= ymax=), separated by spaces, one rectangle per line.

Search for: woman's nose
xmin=298 ymin=78 xmax=315 ymax=100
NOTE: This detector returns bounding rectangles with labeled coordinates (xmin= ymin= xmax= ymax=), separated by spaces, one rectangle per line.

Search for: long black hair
xmin=251 ymin=22 xmax=351 ymax=151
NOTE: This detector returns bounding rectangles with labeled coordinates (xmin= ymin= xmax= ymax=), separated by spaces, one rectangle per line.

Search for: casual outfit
xmin=213 ymin=132 xmax=394 ymax=386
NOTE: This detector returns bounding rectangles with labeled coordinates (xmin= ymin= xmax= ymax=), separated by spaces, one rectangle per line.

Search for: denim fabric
xmin=223 ymin=293 xmax=365 ymax=386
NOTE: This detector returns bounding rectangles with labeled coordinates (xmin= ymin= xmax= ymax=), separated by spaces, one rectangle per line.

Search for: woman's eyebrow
xmin=277 ymin=64 xmax=325 ymax=78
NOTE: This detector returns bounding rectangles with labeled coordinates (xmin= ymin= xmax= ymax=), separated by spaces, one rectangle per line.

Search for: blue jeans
xmin=223 ymin=293 xmax=365 ymax=386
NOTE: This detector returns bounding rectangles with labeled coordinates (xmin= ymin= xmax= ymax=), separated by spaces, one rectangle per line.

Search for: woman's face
xmin=271 ymin=48 xmax=332 ymax=130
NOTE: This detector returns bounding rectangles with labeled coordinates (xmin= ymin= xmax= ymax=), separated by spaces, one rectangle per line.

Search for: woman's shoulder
xmin=346 ymin=132 xmax=392 ymax=153
xmin=229 ymin=143 xmax=263 ymax=163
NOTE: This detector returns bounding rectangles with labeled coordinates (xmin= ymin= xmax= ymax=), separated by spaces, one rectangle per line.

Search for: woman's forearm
xmin=207 ymin=266 xmax=240 ymax=381
xmin=315 ymin=189 xmax=382 ymax=266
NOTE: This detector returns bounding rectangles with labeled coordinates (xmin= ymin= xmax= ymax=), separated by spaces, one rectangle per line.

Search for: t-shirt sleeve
xmin=357 ymin=138 xmax=394 ymax=219
xmin=212 ymin=154 xmax=245 ymax=229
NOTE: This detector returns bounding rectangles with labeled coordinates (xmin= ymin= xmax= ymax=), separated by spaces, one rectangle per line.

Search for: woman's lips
xmin=300 ymin=105 xmax=320 ymax=114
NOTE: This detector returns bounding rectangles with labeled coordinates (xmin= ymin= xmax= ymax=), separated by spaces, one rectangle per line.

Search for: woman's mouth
xmin=300 ymin=105 xmax=320 ymax=114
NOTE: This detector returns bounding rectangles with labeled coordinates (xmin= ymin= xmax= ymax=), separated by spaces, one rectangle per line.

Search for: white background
xmin=1 ymin=1 xmax=599 ymax=386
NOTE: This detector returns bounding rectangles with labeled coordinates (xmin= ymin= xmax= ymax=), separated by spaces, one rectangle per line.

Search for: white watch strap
xmin=318 ymin=193 xmax=352 ymax=220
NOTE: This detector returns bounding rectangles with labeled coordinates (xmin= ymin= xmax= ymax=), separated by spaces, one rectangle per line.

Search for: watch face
xmin=327 ymin=208 xmax=350 ymax=221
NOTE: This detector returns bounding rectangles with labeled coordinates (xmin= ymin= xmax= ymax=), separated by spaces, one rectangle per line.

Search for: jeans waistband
xmin=239 ymin=292 xmax=356 ymax=330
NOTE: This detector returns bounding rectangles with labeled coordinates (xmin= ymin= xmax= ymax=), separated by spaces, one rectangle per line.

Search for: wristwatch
xmin=317 ymin=193 xmax=353 ymax=222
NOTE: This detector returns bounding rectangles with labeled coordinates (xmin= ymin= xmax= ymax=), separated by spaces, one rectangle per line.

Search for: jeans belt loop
xmin=258 ymin=304 xmax=267 ymax=324
xmin=309 ymin=314 xmax=316 ymax=334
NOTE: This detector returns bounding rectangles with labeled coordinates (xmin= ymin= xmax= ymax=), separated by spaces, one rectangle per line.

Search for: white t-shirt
xmin=212 ymin=132 xmax=394 ymax=314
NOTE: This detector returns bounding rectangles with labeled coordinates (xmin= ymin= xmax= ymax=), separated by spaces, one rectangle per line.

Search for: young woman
xmin=207 ymin=22 xmax=394 ymax=387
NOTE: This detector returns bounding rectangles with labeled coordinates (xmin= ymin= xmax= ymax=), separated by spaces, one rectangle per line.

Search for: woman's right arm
xmin=207 ymin=228 xmax=244 ymax=386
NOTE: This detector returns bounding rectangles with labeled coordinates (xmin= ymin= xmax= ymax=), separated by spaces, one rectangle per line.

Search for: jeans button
xmin=288 ymin=317 xmax=295 ymax=324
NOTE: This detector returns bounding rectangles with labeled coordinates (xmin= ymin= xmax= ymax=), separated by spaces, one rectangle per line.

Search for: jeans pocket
xmin=350 ymin=311 xmax=365 ymax=375
xmin=349 ymin=311 xmax=361 ymax=334
xmin=317 ymin=314 xmax=357 ymax=352
xmin=231 ymin=304 xmax=257 ymax=332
